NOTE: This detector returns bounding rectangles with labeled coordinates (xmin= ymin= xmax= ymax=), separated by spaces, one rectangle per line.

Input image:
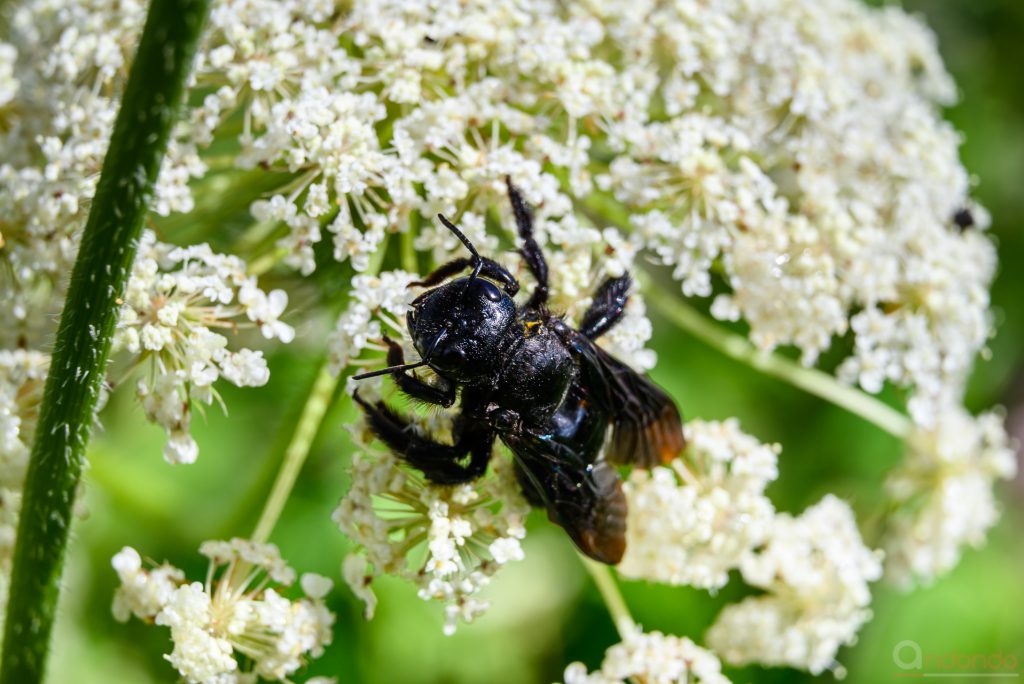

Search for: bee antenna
xmin=351 ymin=330 xmax=448 ymax=381
xmin=437 ymin=214 xmax=481 ymax=262
xmin=437 ymin=213 xmax=483 ymax=292
xmin=352 ymin=359 xmax=429 ymax=381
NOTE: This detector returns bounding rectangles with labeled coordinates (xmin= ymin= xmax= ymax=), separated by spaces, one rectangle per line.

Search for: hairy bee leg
xmin=505 ymin=176 xmax=549 ymax=309
xmin=579 ymin=274 xmax=632 ymax=340
xmin=381 ymin=336 xmax=456 ymax=407
xmin=410 ymin=257 xmax=472 ymax=287
xmin=353 ymin=392 xmax=495 ymax=484
xmin=410 ymin=256 xmax=519 ymax=294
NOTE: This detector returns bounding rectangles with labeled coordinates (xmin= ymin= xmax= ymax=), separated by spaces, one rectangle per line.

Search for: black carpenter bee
xmin=352 ymin=178 xmax=684 ymax=564
xmin=952 ymin=207 xmax=975 ymax=231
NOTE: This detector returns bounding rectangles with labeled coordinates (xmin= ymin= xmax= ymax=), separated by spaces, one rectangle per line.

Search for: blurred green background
xmin=48 ymin=1 xmax=1023 ymax=682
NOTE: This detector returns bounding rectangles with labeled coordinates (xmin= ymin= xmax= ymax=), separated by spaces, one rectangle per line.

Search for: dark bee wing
xmin=565 ymin=329 xmax=685 ymax=468
xmin=503 ymin=431 xmax=627 ymax=564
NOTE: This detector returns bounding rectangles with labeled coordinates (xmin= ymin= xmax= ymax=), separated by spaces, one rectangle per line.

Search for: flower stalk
xmin=0 ymin=0 xmax=212 ymax=680
xmin=581 ymin=557 xmax=636 ymax=639
xmin=251 ymin=360 xmax=340 ymax=544
xmin=251 ymin=237 xmax=390 ymax=544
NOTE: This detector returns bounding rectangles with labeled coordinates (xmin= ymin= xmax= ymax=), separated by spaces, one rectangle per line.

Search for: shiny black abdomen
xmin=487 ymin=311 xmax=609 ymax=465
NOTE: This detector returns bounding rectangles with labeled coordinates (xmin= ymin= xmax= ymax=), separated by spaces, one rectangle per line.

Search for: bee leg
xmin=411 ymin=256 xmax=520 ymax=295
xmin=353 ymin=392 xmax=494 ymax=485
xmin=579 ymin=274 xmax=632 ymax=340
xmin=410 ymin=256 xmax=474 ymax=288
xmin=382 ymin=336 xmax=456 ymax=407
xmin=506 ymin=176 xmax=549 ymax=309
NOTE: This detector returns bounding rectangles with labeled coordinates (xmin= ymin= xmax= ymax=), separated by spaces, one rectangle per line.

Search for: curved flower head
xmin=170 ymin=0 xmax=996 ymax=429
xmin=114 ymin=231 xmax=293 ymax=464
xmin=883 ymin=408 xmax=1017 ymax=587
xmin=0 ymin=0 xmax=1010 ymax=680
xmin=707 ymin=495 xmax=884 ymax=675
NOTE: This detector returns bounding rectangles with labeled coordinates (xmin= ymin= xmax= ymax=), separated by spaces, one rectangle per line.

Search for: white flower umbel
xmin=0 ymin=350 xmax=49 ymax=622
xmin=0 ymin=0 xmax=1005 ymax=674
xmin=0 ymin=0 xmax=201 ymax=344
xmin=707 ymin=495 xmax=883 ymax=675
xmin=111 ymin=539 xmax=334 ymax=684
xmin=177 ymin=0 xmax=992 ymax=426
xmin=113 ymin=231 xmax=293 ymax=464
xmin=883 ymin=408 xmax=1017 ymax=587
xmin=335 ymin=434 xmax=529 ymax=635
xmin=563 ymin=630 xmax=731 ymax=684
xmin=3 ymin=0 xmax=996 ymax=429
xmin=618 ymin=419 xmax=779 ymax=591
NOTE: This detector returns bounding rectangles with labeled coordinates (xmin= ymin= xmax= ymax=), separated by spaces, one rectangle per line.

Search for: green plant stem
xmin=0 ymin=1 xmax=211 ymax=681
xmin=581 ymin=557 xmax=636 ymax=639
xmin=401 ymin=226 xmax=418 ymax=273
xmin=248 ymin=246 xmax=292 ymax=277
xmin=641 ymin=273 xmax=913 ymax=439
xmin=251 ymin=360 xmax=340 ymax=544
xmin=248 ymin=238 xmax=389 ymax=543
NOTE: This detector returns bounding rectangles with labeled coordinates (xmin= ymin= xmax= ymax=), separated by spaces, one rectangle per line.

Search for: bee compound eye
xmin=478 ymin=280 xmax=501 ymax=302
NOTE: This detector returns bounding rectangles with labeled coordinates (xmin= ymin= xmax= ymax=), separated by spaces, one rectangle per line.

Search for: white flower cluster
xmin=335 ymin=434 xmax=529 ymax=635
xmin=594 ymin=0 xmax=985 ymax=425
xmin=113 ymin=231 xmax=293 ymax=464
xmin=618 ymin=419 xmax=778 ymax=590
xmin=707 ymin=495 xmax=883 ymax=675
xmin=0 ymin=0 xmax=1006 ymax=678
xmin=111 ymin=539 xmax=334 ymax=684
xmin=0 ymin=350 xmax=48 ymax=622
xmin=326 ymin=269 xmax=419 ymax=380
xmin=883 ymin=408 xmax=1017 ymax=587
xmin=158 ymin=0 xmax=993 ymax=424
xmin=0 ymin=0 xmax=202 ymax=343
xmin=563 ymin=630 xmax=731 ymax=684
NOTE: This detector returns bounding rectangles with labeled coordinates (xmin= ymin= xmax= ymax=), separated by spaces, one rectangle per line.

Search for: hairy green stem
xmin=581 ymin=557 xmax=636 ymax=639
xmin=0 ymin=1 xmax=211 ymax=680
xmin=251 ymin=361 xmax=340 ymax=544
xmin=641 ymin=274 xmax=914 ymax=439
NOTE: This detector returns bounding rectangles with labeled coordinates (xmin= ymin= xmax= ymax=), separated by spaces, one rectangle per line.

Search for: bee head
xmin=350 ymin=210 xmax=520 ymax=385
xmin=408 ymin=276 xmax=516 ymax=381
